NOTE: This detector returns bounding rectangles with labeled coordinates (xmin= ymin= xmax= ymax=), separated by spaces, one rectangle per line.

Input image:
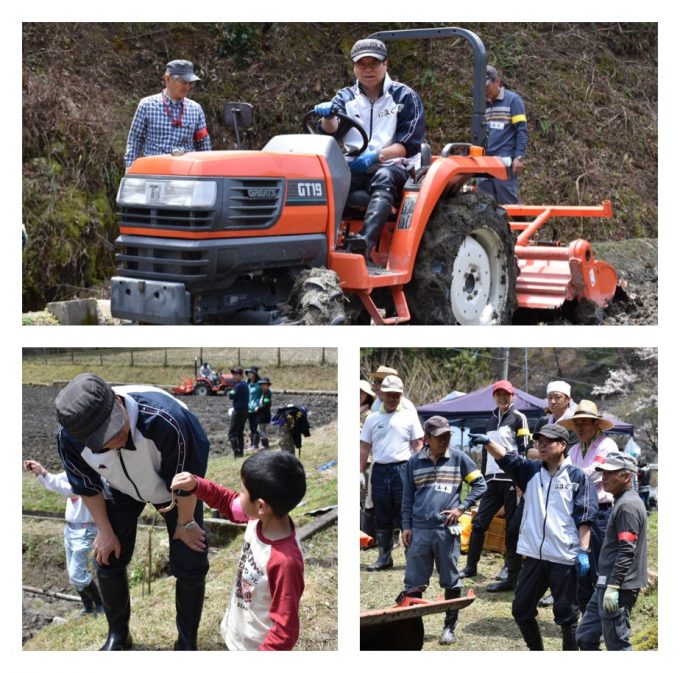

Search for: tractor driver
xmin=314 ymin=38 xmax=426 ymax=261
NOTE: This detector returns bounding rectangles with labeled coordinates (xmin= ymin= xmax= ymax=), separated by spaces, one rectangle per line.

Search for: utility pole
xmin=501 ymin=348 xmax=509 ymax=380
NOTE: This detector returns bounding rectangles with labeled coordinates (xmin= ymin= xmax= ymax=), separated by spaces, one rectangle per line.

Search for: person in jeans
xmin=360 ymin=375 xmax=423 ymax=571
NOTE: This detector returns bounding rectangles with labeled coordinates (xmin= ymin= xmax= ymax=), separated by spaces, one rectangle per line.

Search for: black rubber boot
xmin=261 ymin=438 xmax=269 ymax=450
xmin=252 ymin=432 xmax=260 ymax=449
xmin=460 ymin=530 xmax=484 ymax=578
xmin=561 ymin=621 xmax=578 ymax=651
xmin=174 ymin=577 xmax=206 ymax=650
xmin=358 ymin=191 xmax=394 ymax=260
xmin=516 ymin=619 xmax=544 ymax=651
xmin=229 ymin=437 xmax=240 ymax=458
xmin=367 ymin=530 xmax=394 ymax=572
xmin=98 ymin=573 xmax=133 ymax=650
xmin=440 ymin=587 xmax=462 ymax=644
xmin=487 ymin=551 xmax=521 ymax=592
xmin=77 ymin=580 xmax=104 ymax=616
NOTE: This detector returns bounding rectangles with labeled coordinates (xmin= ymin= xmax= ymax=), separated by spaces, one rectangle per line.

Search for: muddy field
xmin=22 ymin=384 xmax=337 ymax=470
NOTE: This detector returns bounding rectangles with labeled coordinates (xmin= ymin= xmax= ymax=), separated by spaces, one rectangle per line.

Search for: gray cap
xmin=595 ymin=452 xmax=638 ymax=472
xmin=351 ymin=38 xmax=388 ymax=63
xmin=532 ymin=423 xmax=570 ymax=443
xmin=55 ymin=373 xmax=126 ymax=452
xmin=165 ymin=59 xmax=200 ymax=82
xmin=486 ymin=65 xmax=499 ymax=82
xmin=424 ymin=415 xmax=452 ymax=437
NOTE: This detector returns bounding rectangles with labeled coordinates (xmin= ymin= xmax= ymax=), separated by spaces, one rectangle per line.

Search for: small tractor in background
xmin=111 ymin=27 xmax=622 ymax=326
xmin=172 ymin=358 xmax=236 ymax=396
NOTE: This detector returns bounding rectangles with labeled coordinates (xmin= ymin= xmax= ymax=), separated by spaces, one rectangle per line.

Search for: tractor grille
xmin=224 ymin=178 xmax=283 ymax=229
xmin=118 ymin=206 xmax=214 ymax=230
xmin=116 ymin=242 xmax=209 ymax=280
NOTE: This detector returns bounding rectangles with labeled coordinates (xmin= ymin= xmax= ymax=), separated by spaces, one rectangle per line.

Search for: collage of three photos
xmin=20 ymin=21 xmax=658 ymax=654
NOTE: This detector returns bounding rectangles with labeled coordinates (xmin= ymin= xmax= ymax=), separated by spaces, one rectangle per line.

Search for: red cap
xmin=492 ymin=380 xmax=514 ymax=395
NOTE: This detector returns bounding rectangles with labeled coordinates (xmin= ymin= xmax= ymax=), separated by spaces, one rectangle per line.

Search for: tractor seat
xmin=342 ymin=143 xmax=432 ymax=217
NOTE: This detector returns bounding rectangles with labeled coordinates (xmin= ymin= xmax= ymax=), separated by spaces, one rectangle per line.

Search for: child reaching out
xmin=171 ymin=450 xmax=306 ymax=650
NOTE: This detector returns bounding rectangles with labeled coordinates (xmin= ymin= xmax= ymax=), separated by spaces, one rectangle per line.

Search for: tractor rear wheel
xmin=406 ymin=192 xmax=517 ymax=325
xmin=283 ymin=268 xmax=347 ymax=325
xmin=194 ymin=382 xmax=211 ymax=397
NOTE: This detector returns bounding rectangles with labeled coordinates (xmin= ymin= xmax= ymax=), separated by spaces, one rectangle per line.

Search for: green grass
xmin=23 ymin=422 xmax=337 ymax=650
xmin=361 ymin=511 xmax=658 ymax=650
xmin=22 ymin=352 xmax=337 ymax=391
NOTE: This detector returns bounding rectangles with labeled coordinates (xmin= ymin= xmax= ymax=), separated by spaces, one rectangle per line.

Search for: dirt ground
xmin=22 ymin=384 xmax=337 ymax=471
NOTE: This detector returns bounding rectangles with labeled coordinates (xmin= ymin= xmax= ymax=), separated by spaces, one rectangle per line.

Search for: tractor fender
xmin=388 ymin=155 xmax=508 ymax=277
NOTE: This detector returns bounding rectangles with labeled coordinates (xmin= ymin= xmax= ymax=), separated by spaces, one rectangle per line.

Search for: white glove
xmin=360 ymin=472 xmax=366 ymax=490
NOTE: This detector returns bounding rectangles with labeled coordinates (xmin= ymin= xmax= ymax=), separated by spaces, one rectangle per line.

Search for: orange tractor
xmin=171 ymin=358 xmax=236 ymax=396
xmin=111 ymin=27 xmax=621 ymax=325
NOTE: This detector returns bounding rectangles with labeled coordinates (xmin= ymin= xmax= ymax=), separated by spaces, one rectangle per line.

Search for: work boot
xmin=367 ymin=530 xmax=394 ymax=572
xmin=460 ymin=530 xmax=484 ymax=578
xmin=174 ymin=577 xmax=206 ymax=650
xmin=561 ymin=621 xmax=578 ymax=651
xmin=439 ymin=588 xmax=462 ymax=645
xmin=97 ymin=572 xmax=133 ymax=650
xmin=516 ymin=618 xmax=544 ymax=651
xmin=357 ymin=190 xmax=394 ymax=260
xmin=495 ymin=564 xmax=509 ymax=581
xmin=77 ymin=580 xmax=105 ymax=616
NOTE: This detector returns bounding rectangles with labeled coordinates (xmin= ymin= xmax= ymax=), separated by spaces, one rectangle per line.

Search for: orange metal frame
xmin=507 ymin=200 xmax=620 ymax=309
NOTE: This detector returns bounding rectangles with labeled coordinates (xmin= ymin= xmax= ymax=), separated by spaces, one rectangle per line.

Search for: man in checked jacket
xmin=124 ymin=59 xmax=211 ymax=171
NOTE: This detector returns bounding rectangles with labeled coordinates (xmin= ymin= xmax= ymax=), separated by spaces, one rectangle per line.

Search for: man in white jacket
xmin=24 ymin=459 xmax=104 ymax=616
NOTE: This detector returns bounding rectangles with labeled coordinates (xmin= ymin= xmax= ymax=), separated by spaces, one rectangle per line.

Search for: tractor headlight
xmin=117 ymin=178 xmax=217 ymax=208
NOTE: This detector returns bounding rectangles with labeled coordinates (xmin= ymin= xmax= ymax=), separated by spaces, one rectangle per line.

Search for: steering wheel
xmin=303 ymin=109 xmax=369 ymax=157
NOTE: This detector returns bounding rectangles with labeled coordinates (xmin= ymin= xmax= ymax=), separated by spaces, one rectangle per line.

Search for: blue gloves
xmin=603 ymin=586 xmax=620 ymax=613
xmin=314 ymin=102 xmax=335 ymax=118
xmin=576 ymin=550 xmax=590 ymax=577
xmin=468 ymin=433 xmax=491 ymax=448
xmin=349 ymin=150 xmax=380 ymax=174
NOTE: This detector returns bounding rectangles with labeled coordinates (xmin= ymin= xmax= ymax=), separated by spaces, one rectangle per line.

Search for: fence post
xmin=130 ymin=350 xmax=134 ymax=367
xmin=164 ymin=350 xmax=168 ymax=368
xmin=321 ymin=348 xmax=326 ymax=365
xmin=100 ymin=349 xmax=103 ymax=367
xmin=277 ymin=348 xmax=281 ymax=368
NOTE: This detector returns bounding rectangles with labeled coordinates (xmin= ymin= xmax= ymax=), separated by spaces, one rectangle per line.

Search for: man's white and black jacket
xmin=497 ymin=453 xmax=599 ymax=565
xmin=57 ymin=386 xmax=210 ymax=505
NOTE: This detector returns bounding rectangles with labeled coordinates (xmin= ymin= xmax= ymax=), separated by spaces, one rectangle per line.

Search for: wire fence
xmin=23 ymin=347 xmax=337 ymax=368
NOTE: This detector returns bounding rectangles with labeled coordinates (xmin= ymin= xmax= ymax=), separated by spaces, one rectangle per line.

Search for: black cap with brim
xmin=532 ymin=423 xmax=570 ymax=443
xmin=55 ymin=373 xmax=126 ymax=451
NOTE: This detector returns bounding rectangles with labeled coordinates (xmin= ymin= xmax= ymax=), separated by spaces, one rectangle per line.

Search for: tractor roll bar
xmin=367 ymin=27 xmax=488 ymax=147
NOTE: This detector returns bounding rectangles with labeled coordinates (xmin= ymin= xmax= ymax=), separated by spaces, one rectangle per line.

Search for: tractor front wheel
xmin=406 ymin=192 xmax=517 ymax=325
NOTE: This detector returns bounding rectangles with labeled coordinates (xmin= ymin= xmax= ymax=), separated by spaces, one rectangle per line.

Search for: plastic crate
xmin=483 ymin=515 xmax=506 ymax=553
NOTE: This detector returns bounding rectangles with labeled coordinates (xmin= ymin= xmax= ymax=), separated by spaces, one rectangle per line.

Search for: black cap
xmin=532 ymin=423 xmax=570 ymax=443
xmin=259 ymin=377 xmax=271 ymax=385
xmin=165 ymin=59 xmax=200 ymax=82
xmin=55 ymin=373 xmax=126 ymax=451
xmin=231 ymin=367 xmax=244 ymax=375
xmin=350 ymin=39 xmax=388 ymax=63
xmin=424 ymin=415 xmax=452 ymax=437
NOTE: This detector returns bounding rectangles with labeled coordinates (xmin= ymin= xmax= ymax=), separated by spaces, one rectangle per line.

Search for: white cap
xmin=380 ymin=375 xmax=404 ymax=393
xmin=546 ymin=380 xmax=571 ymax=397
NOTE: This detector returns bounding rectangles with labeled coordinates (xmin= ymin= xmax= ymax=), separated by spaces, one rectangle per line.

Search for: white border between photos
xmin=10 ymin=1 xmax=672 ymax=670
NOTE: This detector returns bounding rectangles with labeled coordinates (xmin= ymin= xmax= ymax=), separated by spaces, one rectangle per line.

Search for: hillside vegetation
xmin=22 ymin=22 xmax=657 ymax=311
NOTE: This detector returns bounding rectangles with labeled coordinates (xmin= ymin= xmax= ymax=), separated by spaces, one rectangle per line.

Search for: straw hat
xmin=370 ymin=365 xmax=398 ymax=380
xmin=557 ymin=400 xmax=615 ymax=431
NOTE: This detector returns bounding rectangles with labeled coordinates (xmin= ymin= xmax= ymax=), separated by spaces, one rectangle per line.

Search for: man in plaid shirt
xmin=124 ymin=59 xmax=211 ymax=170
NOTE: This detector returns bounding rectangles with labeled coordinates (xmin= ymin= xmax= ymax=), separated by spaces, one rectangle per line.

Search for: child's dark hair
xmin=241 ymin=450 xmax=306 ymax=517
